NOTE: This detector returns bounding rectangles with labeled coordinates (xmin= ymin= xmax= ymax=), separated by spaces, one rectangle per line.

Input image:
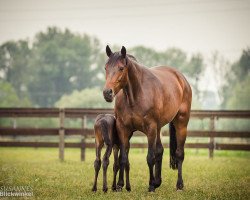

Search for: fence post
xmin=12 ymin=118 xmax=17 ymax=141
xmin=209 ymin=116 xmax=215 ymax=159
xmin=81 ymin=115 xmax=87 ymax=161
xmin=59 ymin=108 xmax=65 ymax=161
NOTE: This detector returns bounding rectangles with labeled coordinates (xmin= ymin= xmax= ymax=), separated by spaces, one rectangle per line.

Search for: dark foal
xmin=103 ymin=46 xmax=192 ymax=192
xmin=92 ymin=114 xmax=122 ymax=192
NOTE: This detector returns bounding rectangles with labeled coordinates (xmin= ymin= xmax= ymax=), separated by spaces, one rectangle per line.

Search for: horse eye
xmin=119 ymin=66 xmax=124 ymax=71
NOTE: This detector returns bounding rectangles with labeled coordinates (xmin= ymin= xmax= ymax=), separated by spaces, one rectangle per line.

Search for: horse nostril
xmin=107 ymin=89 xmax=112 ymax=96
xmin=103 ymin=89 xmax=113 ymax=97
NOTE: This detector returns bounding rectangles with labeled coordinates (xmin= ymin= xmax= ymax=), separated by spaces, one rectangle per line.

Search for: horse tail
xmin=169 ymin=122 xmax=178 ymax=170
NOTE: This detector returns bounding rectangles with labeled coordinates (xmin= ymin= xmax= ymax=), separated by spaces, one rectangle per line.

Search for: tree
xmin=225 ymin=75 xmax=250 ymax=109
xmin=129 ymin=46 xmax=161 ymax=66
xmin=160 ymin=48 xmax=187 ymax=71
xmin=28 ymin=27 xmax=104 ymax=107
xmin=0 ymin=40 xmax=31 ymax=100
xmin=0 ymin=28 xmax=206 ymax=108
xmin=130 ymin=46 xmax=204 ymax=77
xmin=221 ymin=48 xmax=250 ymax=109
xmin=232 ymin=48 xmax=250 ymax=81
xmin=0 ymin=80 xmax=31 ymax=107
xmin=55 ymin=88 xmax=113 ymax=108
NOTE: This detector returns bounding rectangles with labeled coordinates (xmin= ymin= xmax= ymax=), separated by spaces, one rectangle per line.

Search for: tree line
xmin=0 ymin=27 xmax=249 ymax=109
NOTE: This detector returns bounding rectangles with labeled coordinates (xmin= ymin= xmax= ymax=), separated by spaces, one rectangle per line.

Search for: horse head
xmin=103 ymin=45 xmax=129 ymax=102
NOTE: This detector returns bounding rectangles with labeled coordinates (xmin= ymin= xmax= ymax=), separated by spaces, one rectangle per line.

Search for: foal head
xmin=103 ymin=45 xmax=129 ymax=102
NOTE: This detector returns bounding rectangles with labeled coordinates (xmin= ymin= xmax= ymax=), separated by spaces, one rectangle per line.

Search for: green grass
xmin=0 ymin=148 xmax=249 ymax=200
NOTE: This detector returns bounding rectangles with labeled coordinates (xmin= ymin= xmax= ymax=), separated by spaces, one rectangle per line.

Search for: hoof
xmin=103 ymin=187 xmax=108 ymax=193
xmin=116 ymin=185 xmax=123 ymax=192
xmin=92 ymin=187 xmax=97 ymax=192
xmin=176 ymin=180 xmax=184 ymax=190
xmin=154 ymin=178 xmax=162 ymax=188
xmin=148 ymin=185 xmax=155 ymax=192
xmin=126 ymin=186 xmax=131 ymax=192
xmin=112 ymin=186 xmax=117 ymax=192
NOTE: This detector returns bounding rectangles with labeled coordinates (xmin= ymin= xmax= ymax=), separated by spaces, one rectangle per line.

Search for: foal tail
xmin=169 ymin=122 xmax=178 ymax=170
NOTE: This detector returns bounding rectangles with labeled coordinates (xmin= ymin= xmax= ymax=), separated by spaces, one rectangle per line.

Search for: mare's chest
xmin=115 ymin=100 xmax=154 ymax=131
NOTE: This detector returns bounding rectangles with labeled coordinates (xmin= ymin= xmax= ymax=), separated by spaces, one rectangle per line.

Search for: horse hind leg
xmin=175 ymin=127 xmax=186 ymax=190
xmin=146 ymin=128 xmax=157 ymax=192
xmin=92 ymin=143 xmax=103 ymax=192
xmin=172 ymin=114 xmax=188 ymax=190
xmin=102 ymin=143 xmax=112 ymax=192
xmin=154 ymin=132 xmax=164 ymax=188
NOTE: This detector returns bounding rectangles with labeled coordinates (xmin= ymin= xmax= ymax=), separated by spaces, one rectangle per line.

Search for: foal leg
xmin=102 ymin=144 xmax=112 ymax=192
xmin=154 ymin=132 xmax=164 ymax=188
xmin=112 ymin=146 xmax=120 ymax=191
xmin=92 ymin=144 xmax=103 ymax=192
xmin=147 ymin=129 xmax=157 ymax=192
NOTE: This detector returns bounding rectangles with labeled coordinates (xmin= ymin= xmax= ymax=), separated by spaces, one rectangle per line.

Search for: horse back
xmin=149 ymin=66 xmax=192 ymax=125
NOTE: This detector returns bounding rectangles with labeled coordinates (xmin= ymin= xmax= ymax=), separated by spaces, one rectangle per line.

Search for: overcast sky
xmin=0 ymin=0 xmax=249 ymax=62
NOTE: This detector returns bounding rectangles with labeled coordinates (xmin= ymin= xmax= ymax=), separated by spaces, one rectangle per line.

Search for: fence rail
xmin=0 ymin=108 xmax=249 ymax=161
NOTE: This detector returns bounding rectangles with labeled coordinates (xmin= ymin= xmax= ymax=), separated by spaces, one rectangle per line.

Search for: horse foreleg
xmin=117 ymin=141 xmax=129 ymax=191
xmin=92 ymin=143 xmax=103 ymax=192
xmin=147 ymin=130 xmax=157 ymax=192
xmin=125 ymin=145 xmax=131 ymax=191
xmin=116 ymin=122 xmax=130 ymax=191
xmin=102 ymin=143 xmax=112 ymax=192
xmin=116 ymin=145 xmax=131 ymax=192
xmin=154 ymin=133 xmax=164 ymax=188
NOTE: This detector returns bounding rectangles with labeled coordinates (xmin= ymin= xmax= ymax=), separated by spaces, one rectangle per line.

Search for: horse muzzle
xmin=103 ymin=88 xmax=114 ymax=102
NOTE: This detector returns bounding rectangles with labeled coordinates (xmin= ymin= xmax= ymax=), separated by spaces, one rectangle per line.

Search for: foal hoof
xmin=103 ymin=187 xmax=108 ymax=193
xmin=154 ymin=178 xmax=162 ymax=188
xmin=92 ymin=187 xmax=97 ymax=192
xmin=148 ymin=185 xmax=155 ymax=192
xmin=176 ymin=180 xmax=184 ymax=191
xmin=116 ymin=185 xmax=123 ymax=192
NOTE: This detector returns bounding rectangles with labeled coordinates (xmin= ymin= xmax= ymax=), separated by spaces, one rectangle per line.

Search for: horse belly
xmin=160 ymin=101 xmax=180 ymax=126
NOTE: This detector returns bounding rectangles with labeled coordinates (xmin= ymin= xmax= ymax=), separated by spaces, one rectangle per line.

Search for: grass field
xmin=0 ymin=148 xmax=249 ymax=200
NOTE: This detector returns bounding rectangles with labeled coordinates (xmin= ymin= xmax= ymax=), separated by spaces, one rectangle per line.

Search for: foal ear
xmin=121 ymin=46 xmax=126 ymax=58
xmin=106 ymin=45 xmax=113 ymax=57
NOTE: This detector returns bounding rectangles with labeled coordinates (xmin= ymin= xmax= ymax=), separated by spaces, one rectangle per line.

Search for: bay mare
xmin=103 ymin=45 xmax=192 ymax=192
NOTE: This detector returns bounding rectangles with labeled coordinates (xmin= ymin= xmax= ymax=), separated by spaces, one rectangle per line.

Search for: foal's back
xmin=94 ymin=114 xmax=118 ymax=146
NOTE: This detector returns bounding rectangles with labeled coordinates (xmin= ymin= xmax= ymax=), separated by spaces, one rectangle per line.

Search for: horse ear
xmin=106 ymin=45 xmax=113 ymax=57
xmin=121 ymin=46 xmax=126 ymax=58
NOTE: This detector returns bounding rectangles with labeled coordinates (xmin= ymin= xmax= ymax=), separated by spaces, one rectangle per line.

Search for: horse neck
xmin=123 ymin=60 xmax=144 ymax=106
